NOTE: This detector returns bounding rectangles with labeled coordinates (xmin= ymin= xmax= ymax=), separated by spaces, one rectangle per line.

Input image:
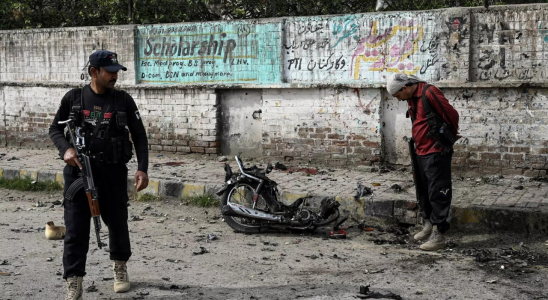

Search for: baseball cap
xmin=88 ymin=50 xmax=127 ymax=72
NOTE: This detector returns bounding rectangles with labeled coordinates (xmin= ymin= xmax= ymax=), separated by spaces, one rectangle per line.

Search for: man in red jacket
xmin=387 ymin=73 xmax=459 ymax=251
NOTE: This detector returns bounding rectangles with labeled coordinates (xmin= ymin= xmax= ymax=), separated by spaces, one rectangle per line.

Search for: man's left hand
xmin=134 ymin=171 xmax=149 ymax=192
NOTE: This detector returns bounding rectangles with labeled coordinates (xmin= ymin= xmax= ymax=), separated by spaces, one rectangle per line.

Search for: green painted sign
xmin=136 ymin=22 xmax=282 ymax=85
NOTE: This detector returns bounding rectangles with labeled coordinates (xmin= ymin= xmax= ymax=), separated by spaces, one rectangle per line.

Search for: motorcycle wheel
xmin=221 ymin=182 xmax=268 ymax=234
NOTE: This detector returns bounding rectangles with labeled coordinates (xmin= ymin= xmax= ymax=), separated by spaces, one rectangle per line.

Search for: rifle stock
xmin=86 ymin=192 xmax=101 ymax=217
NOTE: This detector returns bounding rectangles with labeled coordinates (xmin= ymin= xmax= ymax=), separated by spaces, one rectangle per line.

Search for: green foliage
xmin=380 ymin=0 xmax=507 ymax=11
xmin=183 ymin=194 xmax=219 ymax=207
xmin=0 ymin=0 xmax=543 ymax=30
xmin=0 ymin=0 xmax=216 ymax=30
xmin=0 ymin=176 xmax=62 ymax=192
xmin=136 ymin=193 xmax=161 ymax=201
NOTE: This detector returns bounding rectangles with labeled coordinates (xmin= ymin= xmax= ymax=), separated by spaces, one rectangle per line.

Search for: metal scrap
xmin=355 ymin=183 xmax=372 ymax=199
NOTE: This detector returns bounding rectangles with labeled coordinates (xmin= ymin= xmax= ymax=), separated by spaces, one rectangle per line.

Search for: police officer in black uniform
xmin=49 ymin=50 xmax=149 ymax=300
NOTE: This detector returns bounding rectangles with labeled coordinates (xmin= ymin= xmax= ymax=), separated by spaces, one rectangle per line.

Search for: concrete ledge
xmin=20 ymin=170 xmax=38 ymax=181
xmin=181 ymin=183 xmax=205 ymax=199
xmin=160 ymin=181 xmax=184 ymax=198
xmin=205 ymin=183 xmax=223 ymax=198
xmin=2 ymin=168 xmax=20 ymax=180
xmin=452 ymin=205 xmax=548 ymax=235
xmin=137 ymin=180 xmax=160 ymax=199
xmin=37 ymin=170 xmax=57 ymax=183
xmin=127 ymin=178 xmax=135 ymax=194
xmin=4 ymin=167 xmax=548 ymax=235
xmin=55 ymin=172 xmax=64 ymax=186
xmin=364 ymin=199 xmax=394 ymax=218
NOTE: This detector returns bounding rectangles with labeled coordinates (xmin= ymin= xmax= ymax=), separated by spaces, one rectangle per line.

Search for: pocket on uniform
xmin=63 ymin=164 xmax=78 ymax=176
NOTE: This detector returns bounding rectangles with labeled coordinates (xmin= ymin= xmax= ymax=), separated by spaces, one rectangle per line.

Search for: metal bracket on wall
xmin=252 ymin=109 xmax=262 ymax=120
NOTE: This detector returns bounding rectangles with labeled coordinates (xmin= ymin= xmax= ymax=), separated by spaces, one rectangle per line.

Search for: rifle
xmin=58 ymin=119 xmax=104 ymax=249
xmin=408 ymin=138 xmax=421 ymax=204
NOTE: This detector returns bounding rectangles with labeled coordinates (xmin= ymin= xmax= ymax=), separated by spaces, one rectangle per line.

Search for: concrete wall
xmin=0 ymin=26 xmax=136 ymax=85
xmin=219 ymin=90 xmax=263 ymax=157
xmin=2 ymin=4 xmax=548 ymax=176
xmin=282 ymin=10 xmax=468 ymax=84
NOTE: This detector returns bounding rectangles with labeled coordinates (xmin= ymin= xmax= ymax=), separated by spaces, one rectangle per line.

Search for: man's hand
xmin=134 ymin=171 xmax=149 ymax=192
xmin=64 ymin=148 xmax=82 ymax=169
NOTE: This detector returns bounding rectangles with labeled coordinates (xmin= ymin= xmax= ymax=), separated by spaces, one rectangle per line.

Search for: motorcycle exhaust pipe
xmin=223 ymin=202 xmax=283 ymax=222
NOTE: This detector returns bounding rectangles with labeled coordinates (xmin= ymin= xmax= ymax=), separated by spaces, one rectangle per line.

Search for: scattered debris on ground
xmin=165 ymin=162 xmax=185 ymax=166
xmin=390 ymin=184 xmax=402 ymax=193
xmin=192 ymin=246 xmax=209 ymax=255
xmin=284 ymin=167 xmax=318 ymax=175
xmin=357 ymin=285 xmax=403 ymax=299
xmin=85 ymin=282 xmax=98 ymax=293
xmin=355 ymin=184 xmax=372 ymax=199
xmin=208 ymin=233 xmax=218 ymax=241
xmin=274 ymin=162 xmax=287 ymax=171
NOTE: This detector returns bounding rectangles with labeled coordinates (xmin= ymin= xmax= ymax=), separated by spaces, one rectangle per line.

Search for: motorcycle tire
xmin=221 ymin=182 xmax=265 ymax=234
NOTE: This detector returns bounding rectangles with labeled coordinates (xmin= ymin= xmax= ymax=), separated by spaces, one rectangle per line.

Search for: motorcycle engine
xmin=298 ymin=209 xmax=316 ymax=222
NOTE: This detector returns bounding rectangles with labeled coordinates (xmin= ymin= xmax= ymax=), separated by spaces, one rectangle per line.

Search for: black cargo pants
xmin=62 ymin=163 xmax=131 ymax=279
xmin=416 ymin=151 xmax=453 ymax=233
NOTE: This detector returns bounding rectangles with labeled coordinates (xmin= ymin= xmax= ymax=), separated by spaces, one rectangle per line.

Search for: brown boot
xmin=45 ymin=221 xmax=66 ymax=240
xmin=413 ymin=221 xmax=433 ymax=241
xmin=419 ymin=225 xmax=445 ymax=251
xmin=65 ymin=276 xmax=83 ymax=300
xmin=113 ymin=260 xmax=130 ymax=293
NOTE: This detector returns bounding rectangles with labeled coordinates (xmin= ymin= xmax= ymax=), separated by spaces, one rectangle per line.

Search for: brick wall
xmin=0 ymin=86 xmax=63 ymax=148
xmin=261 ymin=88 xmax=382 ymax=166
xmin=0 ymin=86 xmax=218 ymax=154
xmin=130 ymin=88 xmax=219 ymax=154
xmin=449 ymin=88 xmax=548 ymax=177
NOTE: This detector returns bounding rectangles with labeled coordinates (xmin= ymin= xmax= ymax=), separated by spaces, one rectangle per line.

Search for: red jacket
xmin=407 ymin=83 xmax=459 ymax=156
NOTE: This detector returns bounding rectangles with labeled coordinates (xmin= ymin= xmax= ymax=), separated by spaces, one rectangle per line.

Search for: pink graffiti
xmin=350 ymin=22 xmax=396 ymax=75
xmin=351 ymin=19 xmax=422 ymax=76
xmin=452 ymin=19 xmax=460 ymax=30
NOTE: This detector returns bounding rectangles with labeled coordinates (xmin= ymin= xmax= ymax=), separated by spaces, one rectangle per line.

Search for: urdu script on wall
xmin=135 ymin=12 xmax=469 ymax=85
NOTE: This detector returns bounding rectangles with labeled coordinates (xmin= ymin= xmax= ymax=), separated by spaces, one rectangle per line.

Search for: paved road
xmin=0 ymin=189 xmax=547 ymax=300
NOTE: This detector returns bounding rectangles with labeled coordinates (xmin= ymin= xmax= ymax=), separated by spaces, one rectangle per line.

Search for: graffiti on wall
xmin=136 ymin=22 xmax=281 ymax=84
xmin=472 ymin=10 xmax=548 ymax=82
xmin=283 ymin=13 xmax=451 ymax=84
xmin=351 ymin=19 xmax=424 ymax=79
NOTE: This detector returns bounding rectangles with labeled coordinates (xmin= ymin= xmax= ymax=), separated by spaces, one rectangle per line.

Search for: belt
xmin=89 ymin=152 xmax=106 ymax=162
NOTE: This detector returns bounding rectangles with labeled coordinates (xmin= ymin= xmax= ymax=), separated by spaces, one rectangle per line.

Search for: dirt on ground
xmin=0 ymin=188 xmax=547 ymax=300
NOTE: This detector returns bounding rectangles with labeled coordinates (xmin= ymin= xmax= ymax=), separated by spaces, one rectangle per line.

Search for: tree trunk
xmin=128 ymin=0 xmax=133 ymax=23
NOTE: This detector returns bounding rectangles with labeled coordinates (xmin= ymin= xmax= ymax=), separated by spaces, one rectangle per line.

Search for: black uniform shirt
xmin=49 ymin=85 xmax=149 ymax=174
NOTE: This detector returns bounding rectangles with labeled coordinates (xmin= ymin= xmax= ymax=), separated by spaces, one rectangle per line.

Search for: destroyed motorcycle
xmin=217 ymin=155 xmax=347 ymax=233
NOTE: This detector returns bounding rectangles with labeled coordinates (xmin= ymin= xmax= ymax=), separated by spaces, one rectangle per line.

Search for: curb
xmin=2 ymin=167 xmax=547 ymax=235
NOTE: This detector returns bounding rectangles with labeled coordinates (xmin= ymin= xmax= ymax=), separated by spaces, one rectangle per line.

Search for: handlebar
xmin=235 ymin=155 xmax=244 ymax=173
